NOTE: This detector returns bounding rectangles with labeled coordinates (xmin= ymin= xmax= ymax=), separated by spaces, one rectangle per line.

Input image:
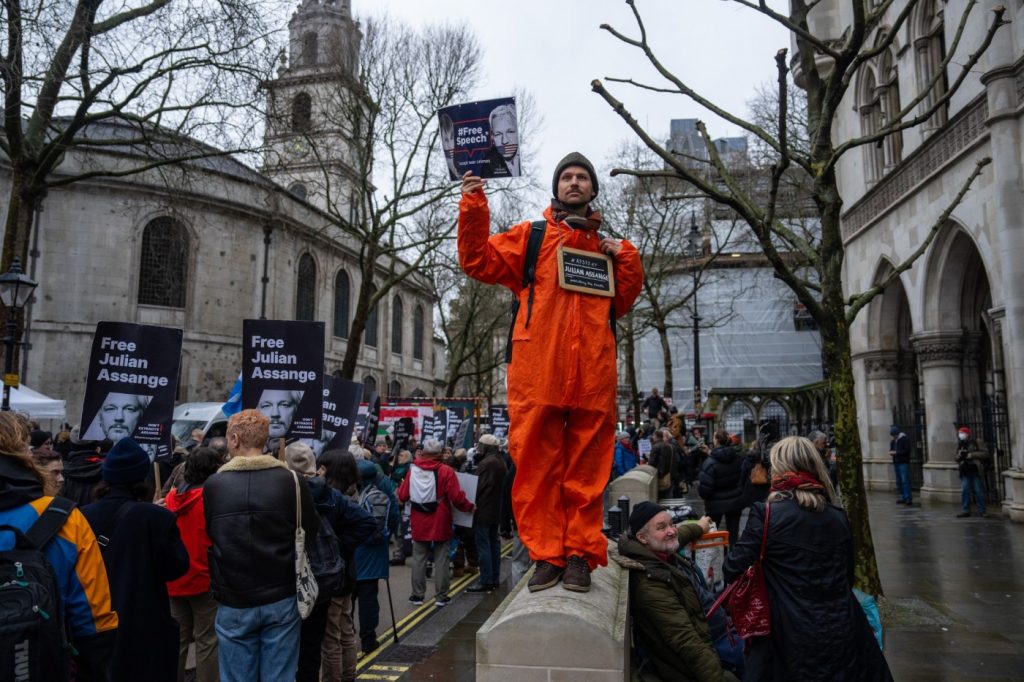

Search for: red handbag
xmin=706 ymin=502 xmax=772 ymax=638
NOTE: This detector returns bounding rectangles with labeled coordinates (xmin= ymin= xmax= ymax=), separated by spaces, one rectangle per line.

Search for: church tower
xmin=262 ymin=0 xmax=363 ymax=217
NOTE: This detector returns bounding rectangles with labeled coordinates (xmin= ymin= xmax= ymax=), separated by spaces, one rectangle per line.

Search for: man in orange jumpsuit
xmin=458 ymin=152 xmax=643 ymax=592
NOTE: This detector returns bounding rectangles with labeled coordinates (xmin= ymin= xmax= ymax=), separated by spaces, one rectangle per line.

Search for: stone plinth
xmin=476 ymin=556 xmax=629 ymax=681
xmin=608 ymin=466 xmax=657 ymax=510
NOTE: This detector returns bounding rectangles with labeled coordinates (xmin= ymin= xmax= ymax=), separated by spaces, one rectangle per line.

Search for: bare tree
xmin=0 ymin=0 xmax=283 ymax=272
xmin=592 ymin=0 xmax=1007 ymax=594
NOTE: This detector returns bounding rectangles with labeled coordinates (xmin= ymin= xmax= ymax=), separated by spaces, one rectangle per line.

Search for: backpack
xmin=359 ymin=484 xmax=392 ymax=544
xmin=0 ymin=496 xmax=76 ymax=682
xmin=504 ymin=221 xmax=617 ymax=363
xmin=308 ymin=508 xmax=345 ymax=601
xmin=408 ymin=465 xmax=440 ymax=513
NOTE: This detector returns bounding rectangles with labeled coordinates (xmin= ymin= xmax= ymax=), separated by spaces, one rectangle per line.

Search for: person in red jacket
xmin=458 ymin=152 xmax=643 ymax=592
xmin=397 ymin=438 xmax=473 ymax=606
xmin=165 ymin=447 xmax=224 ymax=682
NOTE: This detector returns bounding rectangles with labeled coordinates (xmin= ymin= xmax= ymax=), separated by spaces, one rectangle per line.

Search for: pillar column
xmin=856 ymin=350 xmax=902 ymax=491
xmin=912 ymin=332 xmax=963 ymax=503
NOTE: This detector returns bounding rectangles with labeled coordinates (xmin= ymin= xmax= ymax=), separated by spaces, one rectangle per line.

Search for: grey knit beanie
xmin=552 ymin=152 xmax=599 ymax=200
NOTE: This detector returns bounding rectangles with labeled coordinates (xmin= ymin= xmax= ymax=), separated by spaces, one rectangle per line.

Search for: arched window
xmin=388 ymin=380 xmax=402 ymax=398
xmin=413 ymin=304 xmax=425 ymax=360
xmin=139 ymin=217 xmax=189 ymax=308
xmin=914 ymin=0 xmax=948 ymax=130
xmin=295 ymin=253 xmax=316 ymax=321
xmin=760 ymin=399 xmax=791 ymax=437
xmin=291 ymin=92 xmax=312 ymax=132
xmin=723 ymin=401 xmax=755 ymax=443
xmin=877 ymin=49 xmax=903 ymax=169
xmin=391 ymin=296 xmax=404 ymax=354
xmin=333 ymin=270 xmax=350 ymax=338
xmin=364 ymin=283 xmax=379 ymax=347
xmin=363 ymin=375 xmax=377 ymax=396
xmin=858 ymin=68 xmax=885 ymax=184
xmin=288 ymin=183 xmax=307 ymax=200
xmin=302 ymin=31 xmax=318 ymax=66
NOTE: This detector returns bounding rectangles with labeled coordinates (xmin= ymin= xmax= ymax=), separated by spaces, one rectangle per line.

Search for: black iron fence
xmin=956 ymin=395 xmax=1011 ymax=504
xmin=892 ymin=402 xmax=927 ymax=491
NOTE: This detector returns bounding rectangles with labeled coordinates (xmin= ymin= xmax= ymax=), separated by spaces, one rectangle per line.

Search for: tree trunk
xmin=620 ymin=314 xmax=641 ymax=425
xmin=823 ymin=318 xmax=883 ymax=596
xmin=340 ymin=262 xmax=375 ymax=380
xmin=2 ymin=174 xmax=39 ymax=272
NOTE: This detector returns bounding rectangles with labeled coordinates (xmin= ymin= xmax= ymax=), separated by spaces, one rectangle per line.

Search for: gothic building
xmin=800 ymin=1 xmax=1024 ymax=517
xmin=0 ymin=0 xmax=439 ymax=423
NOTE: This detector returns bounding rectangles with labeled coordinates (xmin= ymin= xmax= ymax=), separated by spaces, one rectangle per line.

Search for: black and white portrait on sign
xmin=83 ymin=392 xmax=153 ymax=443
xmin=258 ymin=389 xmax=305 ymax=440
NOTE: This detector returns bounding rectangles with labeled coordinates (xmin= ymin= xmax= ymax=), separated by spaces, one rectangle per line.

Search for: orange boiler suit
xmin=458 ymin=190 xmax=643 ymax=570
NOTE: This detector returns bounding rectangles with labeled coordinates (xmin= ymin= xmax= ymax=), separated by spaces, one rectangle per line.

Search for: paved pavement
xmin=356 ymin=491 xmax=1024 ymax=681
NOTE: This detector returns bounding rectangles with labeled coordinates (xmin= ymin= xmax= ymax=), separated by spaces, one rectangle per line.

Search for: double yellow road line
xmin=356 ymin=542 xmax=513 ymax=672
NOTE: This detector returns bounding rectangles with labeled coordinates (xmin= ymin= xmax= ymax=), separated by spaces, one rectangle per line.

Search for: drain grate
xmin=378 ymin=644 xmax=437 ymax=664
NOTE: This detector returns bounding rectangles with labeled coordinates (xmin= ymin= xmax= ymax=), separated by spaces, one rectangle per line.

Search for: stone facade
xmin=806 ymin=0 xmax=1024 ymax=516
xmin=0 ymin=0 xmax=438 ymax=424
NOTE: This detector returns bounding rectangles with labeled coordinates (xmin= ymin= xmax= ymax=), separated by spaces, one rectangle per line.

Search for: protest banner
xmin=242 ymin=319 xmax=324 ymax=440
xmin=489 ymin=405 xmax=510 ymax=438
xmin=452 ymin=472 xmax=478 ymax=528
xmin=81 ymin=321 xmax=182 ymax=460
xmin=361 ymin=391 xmax=381 ymax=449
xmin=305 ymin=376 xmax=363 ymax=457
xmin=437 ymin=97 xmax=519 ymax=180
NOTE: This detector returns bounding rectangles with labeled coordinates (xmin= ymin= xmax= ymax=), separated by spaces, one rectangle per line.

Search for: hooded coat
xmin=698 ymin=446 xmax=745 ymax=516
xmin=614 ymin=524 xmax=735 ymax=682
xmin=472 ymin=450 xmax=507 ymax=526
xmin=722 ymin=500 xmax=892 ymax=682
xmin=396 ymin=456 xmax=472 ymax=542
xmin=165 ymin=485 xmax=212 ymax=596
xmin=354 ymin=460 xmax=400 ymax=582
xmin=458 ymin=187 xmax=643 ymax=569
xmin=0 ymin=456 xmax=118 ymax=671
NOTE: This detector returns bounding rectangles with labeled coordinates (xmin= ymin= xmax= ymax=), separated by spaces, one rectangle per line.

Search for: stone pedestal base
xmin=920 ymin=462 xmax=960 ymax=503
xmin=1001 ymin=469 xmax=1024 ymax=522
xmin=864 ymin=456 xmax=896 ymax=491
xmin=477 ymin=554 xmax=629 ymax=681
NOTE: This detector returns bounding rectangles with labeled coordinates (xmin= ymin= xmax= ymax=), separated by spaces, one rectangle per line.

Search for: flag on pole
xmin=221 ymin=373 xmax=243 ymax=417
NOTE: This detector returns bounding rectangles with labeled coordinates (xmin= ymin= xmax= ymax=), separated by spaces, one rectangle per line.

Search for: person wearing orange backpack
xmin=458 ymin=153 xmax=643 ymax=592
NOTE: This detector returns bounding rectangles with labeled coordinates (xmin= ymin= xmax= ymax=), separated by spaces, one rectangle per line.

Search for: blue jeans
xmin=893 ymin=462 xmax=912 ymax=502
xmin=961 ymin=474 xmax=986 ymax=514
xmin=216 ymin=596 xmax=300 ymax=682
xmin=474 ymin=523 xmax=500 ymax=587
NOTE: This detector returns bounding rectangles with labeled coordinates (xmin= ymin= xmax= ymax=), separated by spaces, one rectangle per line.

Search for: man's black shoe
xmin=466 ymin=582 xmax=494 ymax=593
xmin=956 ymin=512 xmax=971 ymax=518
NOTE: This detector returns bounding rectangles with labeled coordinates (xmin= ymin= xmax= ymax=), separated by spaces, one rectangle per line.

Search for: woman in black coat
xmin=82 ymin=437 xmax=189 ymax=682
xmin=723 ymin=436 xmax=891 ymax=682
xmin=697 ymin=430 xmax=745 ymax=545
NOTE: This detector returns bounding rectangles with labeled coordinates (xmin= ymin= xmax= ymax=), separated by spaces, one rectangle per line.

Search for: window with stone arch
xmin=391 ymin=296 xmax=404 ymax=354
xmin=413 ymin=304 xmax=425 ymax=360
xmin=292 ymin=92 xmax=312 ymax=132
xmin=138 ymin=216 xmax=190 ymax=308
xmin=857 ymin=67 xmax=885 ymax=184
xmin=365 ymin=283 xmax=379 ymax=347
xmin=913 ymin=0 xmax=948 ymax=130
xmin=301 ymin=31 xmax=318 ymax=66
xmin=388 ymin=380 xmax=402 ymax=398
xmin=876 ymin=47 xmax=903 ymax=169
xmin=333 ymin=270 xmax=350 ymax=338
xmin=295 ymin=253 xmax=316 ymax=321
xmin=363 ymin=375 xmax=377 ymax=395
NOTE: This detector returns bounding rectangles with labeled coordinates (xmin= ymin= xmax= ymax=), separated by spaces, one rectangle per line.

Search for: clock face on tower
xmin=285 ymin=137 xmax=311 ymax=159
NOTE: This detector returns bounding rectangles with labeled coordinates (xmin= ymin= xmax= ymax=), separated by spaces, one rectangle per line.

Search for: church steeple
xmin=262 ymin=0 xmax=362 ymax=215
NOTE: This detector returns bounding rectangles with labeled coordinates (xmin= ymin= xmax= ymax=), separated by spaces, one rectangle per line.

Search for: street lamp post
xmin=0 ymin=258 xmax=39 ymax=411
xmin=686 ymin=213 xmax=703 ymax=430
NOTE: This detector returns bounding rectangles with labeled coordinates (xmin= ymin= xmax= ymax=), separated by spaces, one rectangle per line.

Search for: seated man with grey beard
xmin=614 ymin=503 xmax=739 ymax=682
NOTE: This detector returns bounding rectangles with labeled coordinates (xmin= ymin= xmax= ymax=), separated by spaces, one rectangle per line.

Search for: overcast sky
xmin=367 ymin=0 xmax=790 ymax=197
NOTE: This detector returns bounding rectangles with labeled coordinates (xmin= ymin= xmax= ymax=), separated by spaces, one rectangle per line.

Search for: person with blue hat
xmin=82 ymin=437 xmax=189 ymax=682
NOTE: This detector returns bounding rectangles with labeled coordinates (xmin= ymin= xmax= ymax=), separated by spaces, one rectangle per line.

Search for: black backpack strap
xmin=505 ymin=221 xmax=547 ymax=364
xmin=95 ymin=500 xmax=134 ymax=549
xmin=25 ymin=496 xmax=76 ymax=550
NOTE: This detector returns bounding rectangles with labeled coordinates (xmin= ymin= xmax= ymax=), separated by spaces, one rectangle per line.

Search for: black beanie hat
xmin=102 ymin=437 xmax=151 ymax=485
xmin=629 ymin=501 xmax=666 ymax=537
xmin=552 ymin=151 xmax=599 ymax=200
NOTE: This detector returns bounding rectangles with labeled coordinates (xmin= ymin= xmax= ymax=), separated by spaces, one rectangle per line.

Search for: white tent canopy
xmin=9 ymin=384 xmax=66 ymax=421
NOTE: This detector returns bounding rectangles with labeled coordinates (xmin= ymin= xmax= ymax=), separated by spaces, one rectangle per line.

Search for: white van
xmin=172 ymin=402 xmax=228 ymax=444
